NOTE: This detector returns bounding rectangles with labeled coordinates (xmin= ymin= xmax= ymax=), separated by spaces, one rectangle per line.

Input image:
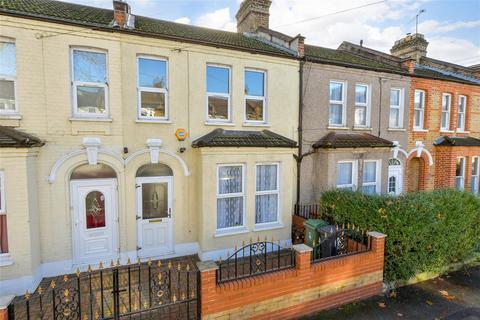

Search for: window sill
xmin=440 ymin=130 xmax=455 ymax=134
xmin=70 ymin=117 xmax=113 ymax=122
xmin=327 ymin=126 xmax=349 ymax=130
xmin=353 ymin=127 xmax=372 ymax=131
xmin=456 ymin=130 xmax=469 ymax=134
xmin=0 ymin=113 xmax=22 ymax=120
xmin=136 ymin=119 xmax=172 ymax=124
xmin=413 ymin=128 xmax=428 ymax=132
xmin=253 ymin=222 xmax=284 ymax=232
xmin=243 ymin=122 xmax=270 ymax=127
xmin=0 ymin=254 xmax=13 ymax=267
xmin=388 ymin=128 xmax=406 ymax=132
xmin=214 ymin=227 xmax=249 ymax=238
xmin=205 ymin=121 xmax=235 ymax=126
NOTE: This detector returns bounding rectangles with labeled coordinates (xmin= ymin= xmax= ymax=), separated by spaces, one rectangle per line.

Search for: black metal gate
xmin=8 ymin=258 xmax=200 ymax=320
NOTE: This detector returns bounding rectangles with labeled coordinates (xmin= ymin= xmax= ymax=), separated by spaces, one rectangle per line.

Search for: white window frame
xmin=70 ymin=47 xmax=109 ymax=119
xmin=244 ymin=68 xmax=267 ymax=124
xmin=354 ymin=83 xmax=371 ymax=128
xmin=136 ymin=55 xmax=169 ymax=121
xmin=457 ymin=95 xmax=467 ymax=132
xmin=216 ymin=164 xmax=245 ymax=232
xmin=255 ymin=163 xmax=280 ymax=227
xmin=0 ymin=170 xmax=11 ymax=261
xmin=0 ymin=38 xmax=18 ymax=115
xmin=389 ymin=88 xmax=404 ymax=129
xmin=206 ymin=64 xmax=232 ymax=123
xmin=362 ymin=160 xmax=381 ymax=194
xmin=472 ymin=156 xmax=479 ymax=194
xmin=441 ymin=93 xmax=452 ymax=131
xmin=329 ymin=80 xmax=347 ymax=127
xmin=0 ymin=171 xmax=5 ymax=214
xmin=414 ymin=89 xmax=425 ymax=130
xmin=336 ymin=160 xmax=358 ymax=191
xmin=456 ymin=157 xmax=466 ymax=190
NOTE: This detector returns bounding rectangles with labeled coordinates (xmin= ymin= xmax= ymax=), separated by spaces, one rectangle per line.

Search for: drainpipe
xmin=378 ymin=77 xmax=383 ymax=137
xmin=296 ymin=58 xmax=306 ymax=205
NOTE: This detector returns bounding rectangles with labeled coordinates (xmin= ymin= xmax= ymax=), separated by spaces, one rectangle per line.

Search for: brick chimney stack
xmin=236 ymin=0 xmax=272 ymax=33
xmin=390 ymin=33 xmax=428 ymax=62
xmin=113 ymin=0 xmax=133 ymax=29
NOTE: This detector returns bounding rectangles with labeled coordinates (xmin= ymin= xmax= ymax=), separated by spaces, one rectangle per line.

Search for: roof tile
xmin=0 ymin=126 xmax=44 ymax=148
xmin=192 ymin=129 xmax=297 ymax=148
xmin=313 ymin=132 xmax=393 ymax=149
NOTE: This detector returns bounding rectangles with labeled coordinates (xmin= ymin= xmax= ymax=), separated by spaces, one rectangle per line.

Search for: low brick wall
xmin=197 ymin=232 xmax=386 ymax=319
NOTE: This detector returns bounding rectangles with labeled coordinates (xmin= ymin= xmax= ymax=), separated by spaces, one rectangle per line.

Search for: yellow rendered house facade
xmin=0 ymin=0 xmax=299 ymax=296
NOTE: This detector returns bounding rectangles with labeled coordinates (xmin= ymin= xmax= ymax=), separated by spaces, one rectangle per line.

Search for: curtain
xmin=363 ymin=162 xmax=377 ymax=183
xmin=0 ymin=215 xmax=8 ymax=254
xmin=329 ymin=104 xmax=343 ymax=124
xmin=256 ymin=165 xmax=278 ymax=224
xmin=217 ymin=166 xmax=243 ymax=229
xmin=336 ymin=163 xmax=352 ymax=185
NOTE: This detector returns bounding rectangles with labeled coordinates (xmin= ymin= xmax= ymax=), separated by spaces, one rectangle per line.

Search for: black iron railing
xmin=8 ymin=257 xmax=200 ymax=320
xmin=216 ymin=240 xmax=295 ymax=284
xmin=294 ymin=203 xmax=323 ymax=220
xmin=312 ymin=226 xmax=371 ymax=263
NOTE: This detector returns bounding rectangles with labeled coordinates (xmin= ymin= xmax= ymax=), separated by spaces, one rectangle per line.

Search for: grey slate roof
xmin=0 ymin=126 xmax=44 ymax=148
xmin=414 ymin=64 xmax=480 ymax=86
xmin=313 ymin=132 xmax=393 ymax=149
xmin=433 ymin=136 xmax=480 ymax=147
xmin=0 ymin=0 xmax=295 ymax=59
xmin=192 ymin=129 xmax=297 ymax=148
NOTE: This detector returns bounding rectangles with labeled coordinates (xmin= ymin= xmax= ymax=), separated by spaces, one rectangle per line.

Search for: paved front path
xmin=305 ymin=265 xmax=480 ymax=320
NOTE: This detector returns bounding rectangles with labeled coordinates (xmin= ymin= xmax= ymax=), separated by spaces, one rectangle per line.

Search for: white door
xmin=136 ymin=176 xmax=173 ymax=258
xmin=388 ymin=165 xmax=403 ymax=195
xmin=71 ymin=179 xmax=119 ymax=266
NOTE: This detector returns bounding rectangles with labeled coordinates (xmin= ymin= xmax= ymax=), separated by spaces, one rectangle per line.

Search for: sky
xmin=63 ymin=0 xmax=480 ymax=66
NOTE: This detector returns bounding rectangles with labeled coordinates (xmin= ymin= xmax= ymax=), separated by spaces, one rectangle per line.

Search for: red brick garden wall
xmin=197 ymin=232 xmax=386 ymax=320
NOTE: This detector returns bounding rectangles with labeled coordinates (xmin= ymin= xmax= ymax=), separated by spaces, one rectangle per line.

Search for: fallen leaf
xmin=378 ymin=302 xmax=387 ymax=308
xmin=439 ymin=290 xmax=449 ymax=297
xmin=397 ymin=313 xmax=403 ymax=317
xmin=426 ymin=300 xmax=433 ymax=306
xmin=389 ymin=291 xmax=397 ymax=298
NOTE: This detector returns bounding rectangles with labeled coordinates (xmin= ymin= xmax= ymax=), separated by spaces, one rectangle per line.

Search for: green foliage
xmin=319 ymin=189 xmax=480 ymax=283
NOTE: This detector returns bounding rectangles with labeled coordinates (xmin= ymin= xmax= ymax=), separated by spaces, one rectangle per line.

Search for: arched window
xmin=71 ymin=163 xmax=116 ymax=179
xmin=388 ymin=158 xmax=401 ymax=166
xmin=136 ymin=163 xmax=173 ymax=177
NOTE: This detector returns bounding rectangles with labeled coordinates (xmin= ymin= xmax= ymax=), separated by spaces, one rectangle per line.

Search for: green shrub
xmin=319 ymin=189 xmax=480 ymax=283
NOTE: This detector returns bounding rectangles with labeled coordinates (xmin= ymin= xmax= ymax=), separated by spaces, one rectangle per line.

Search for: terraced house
xmin=0 ymin=0 xmax=300 ymax=298
xmin=338 ymin=34 xmax=480 ymax=194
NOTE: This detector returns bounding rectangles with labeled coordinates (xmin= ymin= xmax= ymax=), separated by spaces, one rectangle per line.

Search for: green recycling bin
xmin=303 ymin=219 xmax=328 ymax=247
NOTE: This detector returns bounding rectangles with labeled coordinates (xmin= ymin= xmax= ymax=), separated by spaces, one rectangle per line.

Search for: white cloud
xmin=195 ymin=7 xmax=236 ymax=31
xmin=427 ymin=37 xmax=480 ymax=65
xmin=174 ymin=17 xmax=191 ymax=25
xmin=419 ymin=19 xmax=480 ymax=34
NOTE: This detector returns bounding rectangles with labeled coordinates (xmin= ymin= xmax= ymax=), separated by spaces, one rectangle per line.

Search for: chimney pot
xmin=390 ymin=33 xmax=428 ymax=62
xmin=236 ymin=0 xmax=272 ymax=33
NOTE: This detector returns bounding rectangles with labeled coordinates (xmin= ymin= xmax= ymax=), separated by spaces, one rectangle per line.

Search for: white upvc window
xmin=457 ymin=95 xmax=467 ymax=132
xmin=455 ymin=157 xmax=466 ymax=190
xmin=0 ymin=171 xmax=8 ymax=255
xmin=389 ymin=88 xmax=404 ymax=128
xmin=441 ymin=93 xmax=452 ymax=131
xmin=414 ymin=89 xmax=425 ymax=130
xmin=472 ymin=157 xmax=479 ymax=194
xmin=207 ymin=64 xmax=231 ymax=123
xmin=255 ymin=163 xmax=279 ymax=225
xmin=216 ymin=164 xmax=245 ymax=231
xmin=245 ymin=69 xmax=267 ymax=124
xmin=71 ymin=48 xmax=109 ymax=118
xmin=329 ymin=81 xmax=346 ymax=126
xmin=0 ymin=39 xmax=17 ymax=114
xmin=354 ymin=84 xmax=370 ymax=127
xmin=362 ymin=160 xmax=381 ymax=195
xmin=137 ymin=56 xmax=168 ymax=121
xmin=336 ymin=161 xmax=358 ymax=191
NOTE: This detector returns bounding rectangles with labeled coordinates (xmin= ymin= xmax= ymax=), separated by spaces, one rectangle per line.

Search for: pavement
xmin=304 ymin=265 xmax=480 ymax=320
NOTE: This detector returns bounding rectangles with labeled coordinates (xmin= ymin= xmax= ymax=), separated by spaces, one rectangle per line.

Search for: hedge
xmin=320 ymin=189 xmax=480 ymax=283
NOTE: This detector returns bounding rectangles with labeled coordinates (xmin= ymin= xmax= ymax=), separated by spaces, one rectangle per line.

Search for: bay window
xmin=472 ymin=157 xmax=479 ymax=194
xmin=389 ymin=88 xmax=403 ymax=128
xmin=441 ymin=93 xmax=451 ymax=131
xmin=217 ymin=165 xmax=244 ymax=230
xmin=207 ymin=65 xmax=231 ymax=122
xmin=455 ymin=157 xmax=465 ymax=190
xmin=457 ymin=95 xmax=467 ymax=132
xmin=255 ymin=164 xmax=279 ymax=225
xmin=71 ymin=48 xmax=108 ymax=117
xmin=354 ymin=84 xmax=369 ymax=127
xmin=137 ymin=56 xmax=168 ymax=120
xmin=245 ymin=69 xmax=266 ymax=123
xmin=0 ymin=40 xmax=17 ymax=114
xmin=0 ymin=171 xmax=8 ymax=255
xmin=329 ymin=81 xmax=345 ymax=126
xmin=414 ymin=90 xmax=425 ymax=130
xmin=362 ymin=160 xmax=380 ymax=195
xmin=336 ymin=161 xmax=357 ymax=191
